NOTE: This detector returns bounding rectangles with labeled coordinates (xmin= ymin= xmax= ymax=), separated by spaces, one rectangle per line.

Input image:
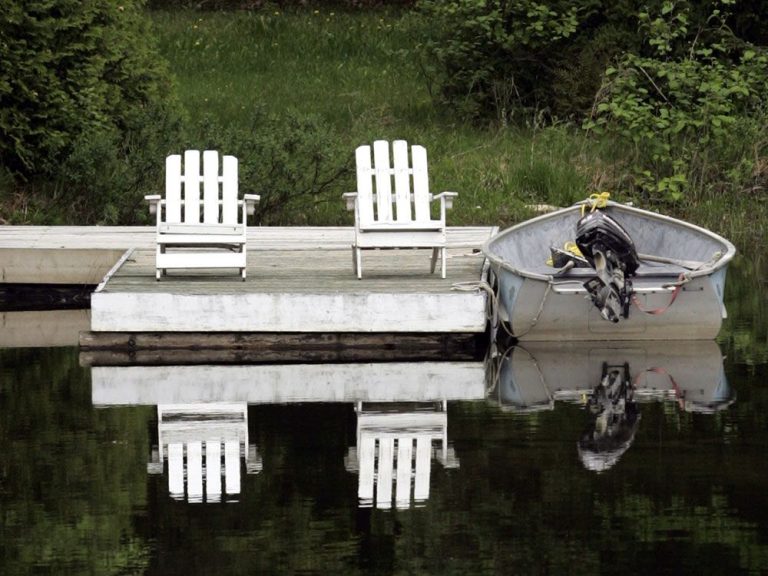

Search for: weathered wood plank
xmin=90 ymin=361 xmax=487 ymax=405
xmin=78 ymin=331 xmax=484 ymax=363
xmin=90 ymin=290 xmax=487 ymax=332
xmin=2 ymin=225 xmax=495 ymax=335
xmin=2 ymin=309 xmax=90 ymax=348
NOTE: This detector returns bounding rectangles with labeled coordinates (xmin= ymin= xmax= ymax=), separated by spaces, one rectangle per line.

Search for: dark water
xmin=1 ymin=254 xmax=767 ymax=575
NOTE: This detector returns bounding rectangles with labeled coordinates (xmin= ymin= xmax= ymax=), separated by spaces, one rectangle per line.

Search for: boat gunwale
xmin=481 ymin=201 xmax=737 ymax=282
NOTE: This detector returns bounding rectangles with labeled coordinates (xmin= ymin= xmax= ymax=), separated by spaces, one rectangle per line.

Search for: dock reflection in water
xmin=488 ymin=340 xmax=734 ymax=472
xmin=91 ymin=361 xmax=485 ymax=508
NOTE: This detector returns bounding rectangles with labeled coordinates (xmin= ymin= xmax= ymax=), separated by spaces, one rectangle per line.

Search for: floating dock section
xmin=1 ymin=226 xmax=495 ymax=351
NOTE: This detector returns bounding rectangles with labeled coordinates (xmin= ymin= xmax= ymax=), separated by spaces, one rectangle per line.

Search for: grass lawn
xmin=150 ymin=7 xmax=608 ymax=228
xmin=149 ymin=7 xmax=764 ymax=241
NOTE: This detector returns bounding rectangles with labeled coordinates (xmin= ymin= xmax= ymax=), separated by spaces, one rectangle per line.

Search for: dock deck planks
xmin=72 ymin=226 xmax=497 ymax=335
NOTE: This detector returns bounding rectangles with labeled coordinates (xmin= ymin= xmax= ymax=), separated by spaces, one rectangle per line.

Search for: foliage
xmin=412 ymin=0 xmax=586 ymax=123
xmin=0 ymin=0 xmax=182 ymax=223
xmin=146 ymin=0 xmax=414 ymax=8
xmin=585 ymin=0 xmax=768 ymax=203
xmin=181 ymin=110 xmax=351 ymax=225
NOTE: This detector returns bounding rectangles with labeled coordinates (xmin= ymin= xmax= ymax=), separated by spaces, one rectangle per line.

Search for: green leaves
xmin=586 ymin=0 xmax=768 ymax=203
xmin=0 ymin=0 xmax=182 ymax=223
xmin=412 ymin=0 xmax=586 ymax=122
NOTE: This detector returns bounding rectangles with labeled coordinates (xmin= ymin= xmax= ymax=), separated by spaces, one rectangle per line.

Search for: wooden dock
xmin=88 ymin=227 xmax=494 ymax=337
xmin=0 ymin=226 xmax=496 ymax=347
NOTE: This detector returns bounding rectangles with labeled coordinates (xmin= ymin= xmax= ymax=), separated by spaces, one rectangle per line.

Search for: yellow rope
xmin=581 ymin=191 xmax=611 ymax=216
xmin=546 ymin=241 xmax=584 ymax=266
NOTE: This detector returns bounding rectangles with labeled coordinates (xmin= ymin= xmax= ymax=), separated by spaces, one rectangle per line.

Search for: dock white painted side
xmin=90 ymin=361 xmax=486 ymax=405
xmin=90 ymin=290 xmax=487 ymax=332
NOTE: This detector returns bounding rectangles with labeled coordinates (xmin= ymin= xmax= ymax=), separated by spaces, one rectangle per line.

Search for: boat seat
xmin=545 ymin=261 xmax=690 ymax=278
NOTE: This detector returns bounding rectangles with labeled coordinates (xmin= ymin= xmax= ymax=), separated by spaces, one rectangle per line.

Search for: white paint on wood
xmin=347 ymin=141 xmax=458 ymax=278
xmin=376 ymin=437 xmax=395 ymax=508
xmin=91 ymin=361 xmax=486 ymax=406
xmin=349 ymin=407 xmax=454 ymax=509
xmin=148 ymin=150 xmax=259 ymax=279
xmin=225 ymin=440 xmax=240 ymax=495
xmin=0 ymin=248 xmax=127 ymax=284
xmin=187 ymin=441 xmax=204 ymax=502
xmin=395 ymin=438 xmax=414 ymax=508
xmin=148 ymin=403 xmax=256 ymax=503
xmin=0 ymin=227 xmax=494 ymax=276
xmin=91 ymin=290 xmax=486 ymax=332
xmin=168 ymin=443 xmax=185 ymax=498
xmin=358 ymin=436 xmax=376 ymax=504
xmin=414 ymin=437 xmax=432 ymax=502
xmin=206 ymin=440 xmax=222 ymax=501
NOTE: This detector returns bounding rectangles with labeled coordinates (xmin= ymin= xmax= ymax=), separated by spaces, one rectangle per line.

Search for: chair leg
xmin=241 ymin=268 xmax=246 ymax=281
xmin=441 ymin=247 xmax=447 ymax=279
xmin=156 ymin=268 xmax=161 ymax=281
xmin=430 ymin=248 xmax=439 ymax=274
xmin=356 ymin=247 xmax=363 ymax=280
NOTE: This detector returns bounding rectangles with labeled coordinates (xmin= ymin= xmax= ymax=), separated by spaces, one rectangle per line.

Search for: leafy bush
xmin=413 ymin=0 xmax=581 ymax=122
xmin=585 ymin=0 xmax=768 ymax=203
xmin=180 ymin=110 xmax=351 ymax=225
xmin=0 ymin=0 xmax=182 ymax=223
xmin=410 ymin=0 xmax=661 ymax=123
xmin=146 ymin=0 xmax=414 ymax=9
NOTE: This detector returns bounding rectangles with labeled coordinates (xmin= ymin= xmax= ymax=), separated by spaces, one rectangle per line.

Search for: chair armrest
xmin=433 ymin=191 xmax=458 ymax=210
xmin=243 ymin=194 xmax=261 ymax=216
xmin=145 ymin=194 xmax=162 ymax=215
xmin=342 ymin=192 xmax=358 ymax=211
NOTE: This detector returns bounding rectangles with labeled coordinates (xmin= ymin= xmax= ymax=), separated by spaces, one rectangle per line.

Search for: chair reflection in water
xmin=147 ymin=403 xmax=262 ymax=503
xmin=345 ymin=401 xmax=458 ymax=509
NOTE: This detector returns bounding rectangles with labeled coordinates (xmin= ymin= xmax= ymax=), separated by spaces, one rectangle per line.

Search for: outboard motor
xmin=577 ymin=362 xmax=640 ymax=473
xmin=575 ymin=210 xmax=640 ymax=322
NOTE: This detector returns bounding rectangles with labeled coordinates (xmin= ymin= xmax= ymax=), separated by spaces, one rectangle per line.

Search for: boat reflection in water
xmin=488 ymin=340 xmax=734 ymax=472
xmin=91 ymin=361 xmax=484 ymax=507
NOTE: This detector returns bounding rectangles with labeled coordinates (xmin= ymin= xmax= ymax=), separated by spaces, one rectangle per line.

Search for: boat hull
xmin=491 ymin=340 xmax=732 ymax=414
xmin=483 ymin=203 xmax=735 ymax=341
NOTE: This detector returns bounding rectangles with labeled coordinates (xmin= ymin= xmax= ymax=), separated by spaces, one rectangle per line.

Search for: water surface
xmin=1 ymin=253 xmax=767 ymax=575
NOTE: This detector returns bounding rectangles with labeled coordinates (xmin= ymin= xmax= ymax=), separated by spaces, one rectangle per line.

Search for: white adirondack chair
xmin=343 ymin=140 xmax=458 ymax=279
xmin=145 ymin=150 xmax=260 ymax=280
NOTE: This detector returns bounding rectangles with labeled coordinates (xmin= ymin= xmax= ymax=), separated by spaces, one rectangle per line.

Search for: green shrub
xmin=410 ymin=0 xmax=658 ymax=123
xmin=179 ymin=110 xmax=351 ymax=225
xmin=0 ymin=0 xmax=182 ymax=223
xmin=585 ymin=0 xmax=768 ymax=204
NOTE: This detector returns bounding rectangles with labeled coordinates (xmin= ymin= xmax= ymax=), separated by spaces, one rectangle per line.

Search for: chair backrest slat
xmin=225 ymin=440 xmax=241 ymax=495
xmin=392 ymin=140 xmax=412 ymax=223
xmin=187 ymin=440 xmax=203 ymax=501
xmin=373 ymin=140 xmax=393 ymax=222
xmin=414 ymin=435 xmax=432 ymax=500
xmin=183 ymin=150 xmax=201 ymax=224
xmin=355 ymin=141 xmax=434 ymax=227
xmin=221 ymin=155 xmax=238 ymax=225
xmin=355 ymin=145 xmax=375 ymax=225
xmin=395 ymin=437 xmax=414 ymax=507
xmin=411 ymin=145 xmax=431 ymax=223
xmin=206 ymin=440 xmax=222 ymax=500
xmin=168 ymin=442 xmax=184 ymax=497
xmin=203 ymin=150 xmax=219 ymax=224
xmin=377 ymin=437 xmax=395 ymax=506
xmin=165 ymin=154 xmax=183 ymax=224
